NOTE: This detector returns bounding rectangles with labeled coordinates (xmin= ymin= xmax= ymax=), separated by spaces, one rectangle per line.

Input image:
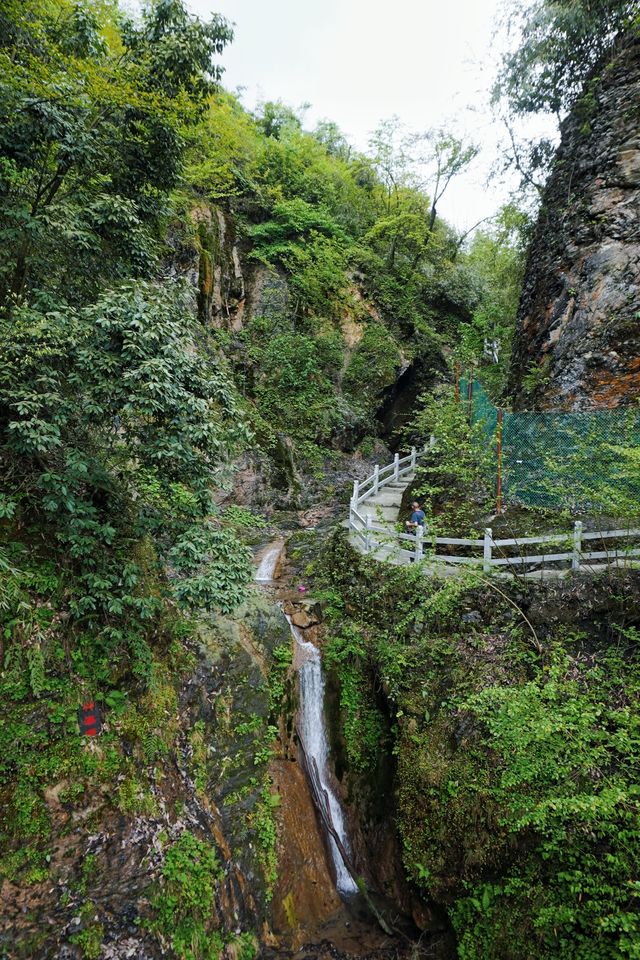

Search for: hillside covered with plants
xmin=1 ymin=1 xmax=639 ymax=959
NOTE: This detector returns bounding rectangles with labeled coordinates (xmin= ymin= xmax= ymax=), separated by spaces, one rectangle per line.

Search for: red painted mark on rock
xmin=78 ymin=700 xmax=103 ymax=737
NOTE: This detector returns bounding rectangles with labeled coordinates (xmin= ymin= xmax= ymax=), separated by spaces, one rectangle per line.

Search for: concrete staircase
xmin=352 ymin=474 xmax=415 ymax=562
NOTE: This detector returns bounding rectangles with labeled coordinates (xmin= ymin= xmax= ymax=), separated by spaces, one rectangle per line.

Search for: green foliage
xmin=239 ymin=320 xmax=345 ymax=443
xmin=182 ymin=93 xmax=499 ymax=453
xmin=313 ymin=533 xmax=640 ymax=959
xmin=493 ymin=2 xmax=639 ymax=192
xmin=268 ymin=639 xmax=292 ymax=720
xmin=250 ymin=781 xmax=280 ymax=899
xmin=342 ymin=322 xmax=401 ymax=409
xmin=0 ymin=280 xmax=252 ymax=632
xmin=407 ymin=392 xmax=494 ymax=534
xmin=450 ymin=644 xmax=640 ymax=959
xmin=456 ymin=205 xmax=529 ymax=397
xmin=150 ymin=832 xmax=224 ymax=960
xmin=494 ymin=0 xmax=637 ymax=119
xmin=69 ymin=904 xmax=104 ymax=960
xmin=0 ymin=0 xmax=233 ymax=306
xmin=324 ymin=623 xmax=388 ymax=774
xmin=223 ymin=505 xmax=267 ymax=530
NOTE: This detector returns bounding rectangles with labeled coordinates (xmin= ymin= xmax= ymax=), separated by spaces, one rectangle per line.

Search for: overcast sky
xmin=169 ymin=0 xmax=547 ymax=232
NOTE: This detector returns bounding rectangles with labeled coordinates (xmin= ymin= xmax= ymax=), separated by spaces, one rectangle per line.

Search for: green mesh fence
xmin=460 ymin=378 xmax=640 ymax=514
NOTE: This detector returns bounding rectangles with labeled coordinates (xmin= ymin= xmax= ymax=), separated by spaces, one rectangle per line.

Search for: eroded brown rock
xmin=509 ymin=32 xmax=640 ymax=410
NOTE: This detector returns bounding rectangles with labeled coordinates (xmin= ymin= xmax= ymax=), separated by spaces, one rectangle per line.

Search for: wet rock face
xmin=0 ymin=594 xmax=290 ymax=960
xmin=509 ymin=33 xmax=640 ymax=410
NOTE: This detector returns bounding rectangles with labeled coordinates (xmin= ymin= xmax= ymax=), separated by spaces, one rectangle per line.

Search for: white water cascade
xmin=254 ymin=541 xmax=283 ymax=582
xmin=287 ymin=616 xmax=358 ymax=896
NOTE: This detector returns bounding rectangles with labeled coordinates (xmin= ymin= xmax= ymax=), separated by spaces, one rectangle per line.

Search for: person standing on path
xmin=405 ymin=501 xmax=426 ymax=533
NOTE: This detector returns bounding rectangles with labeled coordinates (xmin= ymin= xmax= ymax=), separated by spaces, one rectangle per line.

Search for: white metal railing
xmin=350 ymin=438 xmax=436 ymax=509
xmin=348 ymin=449 xmax=640 ymax=577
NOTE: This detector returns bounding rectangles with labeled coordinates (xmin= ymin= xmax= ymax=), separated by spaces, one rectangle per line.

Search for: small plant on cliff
xmin=150 ymin=832 xmax=224 ymax=960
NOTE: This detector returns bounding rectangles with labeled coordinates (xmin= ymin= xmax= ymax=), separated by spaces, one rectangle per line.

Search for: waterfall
xmin=286 ymin=616 xmax=358 ymax=896
xmin=255 ymin=541 xmax=283 ymax=582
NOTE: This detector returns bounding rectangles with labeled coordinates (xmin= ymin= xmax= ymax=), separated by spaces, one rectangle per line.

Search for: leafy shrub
xmin=408 ymin=391 xmax=494 ymax=534
xmin=150 ymin=833 xmax=223 ymax=959
xmin=342 ymin=321 xmax=401 ymax=409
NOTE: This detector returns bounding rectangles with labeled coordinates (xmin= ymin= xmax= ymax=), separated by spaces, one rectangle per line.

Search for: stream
xmin=252 ymin=541 xmax=441 ymax=958
xmin=255 ymin=541 xmax=358 ymax=896
xmin=286 ymin=615 xmax=359 ymax=896
xmin=255 ymin=540 xmax=284 ymax=582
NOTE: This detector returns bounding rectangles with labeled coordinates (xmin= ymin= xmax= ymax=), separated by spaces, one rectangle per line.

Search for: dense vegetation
xmin=493 ymin=0 xmax=640 ymax=191
xmin=314 ymin=536 xmax=640 ymax=960
xmin=179 ymin=96 xmax=527 ymax=448
xmin=1 ymin=1 xmax=638 ymax=959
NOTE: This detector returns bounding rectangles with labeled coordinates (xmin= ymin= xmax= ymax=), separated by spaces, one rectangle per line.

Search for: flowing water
xmin=286 ymin=615 xmax=358 ymax=896
xmin=255 ymin=541 xmax=284 ymax=582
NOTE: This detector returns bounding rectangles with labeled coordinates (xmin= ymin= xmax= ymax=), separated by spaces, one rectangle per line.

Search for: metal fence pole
xmin=393 ymin=453 xmax=399 ymax=480
xmin=373 ymin=464 xmax=379 ymax=495
xmin=352 ymin=479 xmax=359 ymax=507
xmin=496 ymin=408 xmax=504 ymax=515
xmin=572 ymin=520 xmax=583 ymax=571
xmin=410 ymin=446 xmax=416 ymax=469
xmin=483 ymin=528 xmax=493 ymax=573
xmin=365 ymin=514 xmax=372 ymax=554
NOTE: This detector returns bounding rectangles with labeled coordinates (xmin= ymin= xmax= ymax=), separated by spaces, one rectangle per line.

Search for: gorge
xmin=1 ymin=2 xmax=639 ymax=959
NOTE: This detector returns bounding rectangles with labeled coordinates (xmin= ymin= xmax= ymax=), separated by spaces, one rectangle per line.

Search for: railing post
xmin=496 ymin=407 xmax=504 ymax=515
xmin=365 ymin=514 xmax=372 ymax=554
xmin=572 ymin=520 xmax=583 ymax=571
xmin=410 ymin=446 xmax=416 ymax=469
xmin=393 ymin=453 xmax=399 ymax=480
xmin=373 ymin=464 xmax=379 ymax=495
xmin=483 ymin=528 xmax=492 ymax=573
xmin=415 ymin=525 xmax=424 ymax=562
xmin=352 ymin=479 xmax=359 ymax=506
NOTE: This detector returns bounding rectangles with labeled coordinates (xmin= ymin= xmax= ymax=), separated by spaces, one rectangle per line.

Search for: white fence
xmin=348 ymin=449 xmax=640 ymax=577
xmin=350 ymin=440 xmax=434 ymax=509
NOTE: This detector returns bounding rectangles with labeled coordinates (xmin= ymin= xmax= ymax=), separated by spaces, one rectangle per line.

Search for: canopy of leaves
xmin=0 ymin=0 xmax=232 ymax=305
xmin=0 ymin=1 xmax=251 ymax=700
xmin=494 ymin=0 xmax=639 ymax=118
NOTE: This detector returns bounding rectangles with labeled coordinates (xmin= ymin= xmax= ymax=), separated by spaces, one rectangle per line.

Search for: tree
xmin=313 ymin=120 xmax=352 ymax=160
xmin=413 ymin=128 xmax=479 ymax=232
xmin=0 ymin=280 xmax=252 ymax=623
xmin=0 ymin=0 xmax=233 ymax=307
xmin=254 ymin=100 xmax=308 ymax=140
xmin=368 ymin=116 xmax=415 ymax=215
xmin=494 ymin=0 xmax=638 ymax=119
xmin=455 ymin=204 xmax=529 ymax=396
xmin=492 ymin=0 xmax=638 ymax=190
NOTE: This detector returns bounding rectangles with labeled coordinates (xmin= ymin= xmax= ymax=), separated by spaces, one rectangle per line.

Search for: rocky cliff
xmin=509 ymin=32 xmax=640 ymax=410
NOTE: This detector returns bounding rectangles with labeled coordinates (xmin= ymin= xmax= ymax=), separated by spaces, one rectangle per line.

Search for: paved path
xmin=350 ymin=473 xmax=415 ymax=563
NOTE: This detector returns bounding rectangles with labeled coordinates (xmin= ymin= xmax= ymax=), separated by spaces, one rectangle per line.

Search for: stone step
xmin=366 ymin=492 xmax=404 ymax=507
xmin=361 ymin=504 xmax=401 ymax=521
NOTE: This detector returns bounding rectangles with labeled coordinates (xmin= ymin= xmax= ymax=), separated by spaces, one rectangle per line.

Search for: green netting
xmin=460 ymin=378 xmax=640 ymax=513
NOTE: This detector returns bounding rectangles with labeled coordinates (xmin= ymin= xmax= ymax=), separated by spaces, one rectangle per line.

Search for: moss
xmin=195 ymin=213 xmax=221 ymax=320
xmin=70 ymin=921 xmax=104 ymax=960
xmin=312 ymin=534 xmax=640 ymax=958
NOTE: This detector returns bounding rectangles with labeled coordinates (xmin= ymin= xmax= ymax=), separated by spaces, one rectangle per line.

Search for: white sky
xmin=172 ymin=0 xmax=554 ymax=232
